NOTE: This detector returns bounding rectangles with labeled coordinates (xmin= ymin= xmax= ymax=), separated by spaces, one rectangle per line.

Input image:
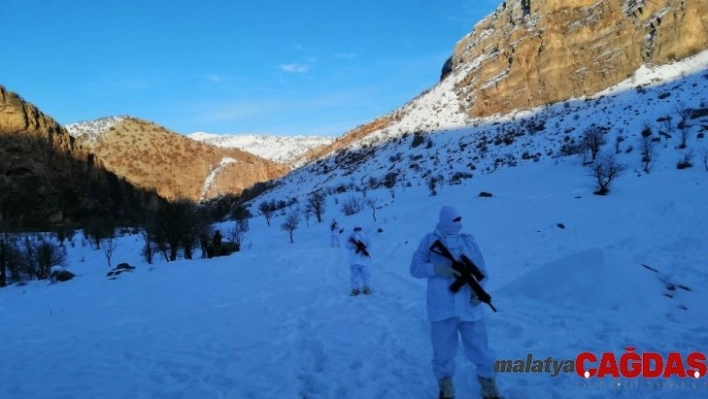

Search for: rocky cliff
xmin=0 ymin=85 xmax=161 ymax=229
xmin=292 ymin=0 xmax=707 ymax=168
xmin=450 ymin=0 xmax=708 ymax=117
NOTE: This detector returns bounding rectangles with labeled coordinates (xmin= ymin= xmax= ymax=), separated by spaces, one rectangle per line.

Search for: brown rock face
xmin=295 ymin=117 xmax=393 ymax=165
xmin=77 ymin=118 xmax=290 ymax=202
xmin=451 ymin=0 xmax=708 ymax=117
xmin=0 ymin=85 xmax=161 ymax=229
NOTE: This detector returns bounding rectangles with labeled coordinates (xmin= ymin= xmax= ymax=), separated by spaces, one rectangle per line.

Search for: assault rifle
xmin=349 ymin=237 xmax=371 ymax=258
xmin=429 ymin=239 xmax=497 ymax=312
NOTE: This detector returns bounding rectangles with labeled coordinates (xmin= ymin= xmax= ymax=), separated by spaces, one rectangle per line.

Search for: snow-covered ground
xmin=1 ymin=148 xmax=707 ymax=398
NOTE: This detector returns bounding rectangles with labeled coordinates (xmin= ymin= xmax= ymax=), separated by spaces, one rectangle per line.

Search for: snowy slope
xmin=251 ymin=50 xmax=708 ymax=206
xmin=1 ymin=152 xmax=707 ymax=399
xmin=188 ymin=132 xmax=335 ymax=166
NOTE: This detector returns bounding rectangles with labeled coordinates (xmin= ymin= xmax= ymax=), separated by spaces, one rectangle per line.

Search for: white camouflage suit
xmin=410 ymin=206 xmax=497 ymax=382
xmin=330 ymin=220 xmax=341 ymax=247
xmin=345 ymin=225 xmax=372 ymax=291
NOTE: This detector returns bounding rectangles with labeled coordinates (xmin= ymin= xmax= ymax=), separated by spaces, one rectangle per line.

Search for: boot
xmin=350 ymin=289 xmax=360 ymax=296
xmin=477 ymin=375 xmax=502 ymax=399
xmin=363 ymin=286 xmax=371 ymax=295
xmin=438 ymin=377 xmax=454 ymax=399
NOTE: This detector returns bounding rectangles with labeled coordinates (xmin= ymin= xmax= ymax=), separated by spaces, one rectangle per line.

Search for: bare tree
xmin=0 ymin=231 xmax=16 ymax=287
xmin=304 ymin=204 xmax=312 ymax=227
xmin=582 ymin=125 xmax=607 ymax=161
xmin=676 ymin=103 xmax=692 ymax=149
xmin=341 ymin=196 xmax=364 ymax=216
xmin=660 ymin=116 xmax=673 ymax=135
xmin=20 ymin=238 xmax=67 ymax=281
xmin=678 ymin=125 xmax=690 ymax=149
xmin=155 ymin=198 xmax=204 ymax=261
xmin=307 ymin=191 xmax=326 ymax=223
xmin=231 ymin=203 xmax=251 ymax=232
xmin=428 ymin=176 xmax=438 ymax=196
xmin=84 ymin=218 xmax=115 ymax=250
xmin=102 ymin=237 xmax=117 ymax=269
xmin=53 ymin=223 xmax=76 ymax=247
xmin=639 ymin=129 xmax=656 ymax=173
xmin=281 ymin=211 xmax=300 ymax=244
xmin=228 ymin=223 xmax=243 ymax=252
xmin=699 ymin=148 xmax=708 ymax=171
xmin=258 ymin=201 xmax=274 ymax=227
xmin=365 ymin=197 xmax=379 ymax=222
xmin=138 ymin=226 xmax=153 ymax=265
xmin=587 ymin=154 xmax=626 ymax=195
xmin=614 ymin=129 xmax=625 ymax=154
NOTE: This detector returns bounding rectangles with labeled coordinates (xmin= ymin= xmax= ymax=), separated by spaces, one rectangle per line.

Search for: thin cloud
xmin=374 ymin=50 xmax=451 ymax=70
xmin=279 ymin=63 xmax=309 ymax=73
xmin=193 ymin=88 xmax=378 ymax=123
xmin=82 ymin=77 xmax=149 ymax=95
xmin=206 ymin=74 xmax=227 ymax=83
xmin=334 ymin=52 xmax=357 ymax=60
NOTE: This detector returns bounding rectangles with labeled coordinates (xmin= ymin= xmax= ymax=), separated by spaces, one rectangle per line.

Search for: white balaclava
xmin=438 ymin=206 xmax=462 ymax=235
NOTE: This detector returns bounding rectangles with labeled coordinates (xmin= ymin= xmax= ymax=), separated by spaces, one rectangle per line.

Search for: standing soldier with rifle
xmin=345 ymin=224 xmax=372 ymax=296
xmin=410 ymin=206 xmax=502 ymax=399
xmin=330 ymin=219 xmax=341 ymax=247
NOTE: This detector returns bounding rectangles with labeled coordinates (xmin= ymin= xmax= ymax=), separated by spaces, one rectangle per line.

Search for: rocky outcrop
xmin=440 ymin=56 xmax=454 ymax=81
xmin=450 ymin=0 xmax=708 ymax=117
xmin=0 ymin=85 xmax=162 ymax=229
xmin=0 ymin=86 xmax=78 ymax=155
xmin=294 ymin=116 xmax=393 ymax=165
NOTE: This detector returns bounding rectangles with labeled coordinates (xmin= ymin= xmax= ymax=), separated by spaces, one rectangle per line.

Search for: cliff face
xmin=289 ymin=0 xmax=707 ymax=169
xmin=450 ymin=0 xmax=708 ymax=117
xmin=0 ymin=86 xmax=75 ymax=154
xmin=0 ymin=85 xmax=161 ymax=229
xmin=294 ymin=117 xmax=393 ymax=165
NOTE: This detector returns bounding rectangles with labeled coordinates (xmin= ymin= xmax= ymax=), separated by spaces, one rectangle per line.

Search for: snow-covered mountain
xmin=62 ymin=117 xmax=290 ymax=202
xmin=187 ymin=132 xmax=335 ymax=166
xmin=64 ymin=115 xmax=127 ymax=146
xmin=242 ymin=49 xmax=708 ymax=212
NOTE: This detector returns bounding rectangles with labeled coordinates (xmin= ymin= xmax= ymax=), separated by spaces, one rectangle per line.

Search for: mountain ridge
xmin=66 ymin=117 xmax=290 ymax=202
xmin=291 ymin=0 xmax=708 ymax=168
xmin=186 ymin=132 xmax=335 ymax=167
xmin=243 ymin=49 xmax=708 ymax=211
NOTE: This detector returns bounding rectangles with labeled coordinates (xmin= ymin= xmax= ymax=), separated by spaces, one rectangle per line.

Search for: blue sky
xmin=3 ymin=0 xmax=502 ymax=136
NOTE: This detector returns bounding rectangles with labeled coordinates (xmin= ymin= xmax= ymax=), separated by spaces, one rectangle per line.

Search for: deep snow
xmin=2 ymin=151 xmax=707 ymax=399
